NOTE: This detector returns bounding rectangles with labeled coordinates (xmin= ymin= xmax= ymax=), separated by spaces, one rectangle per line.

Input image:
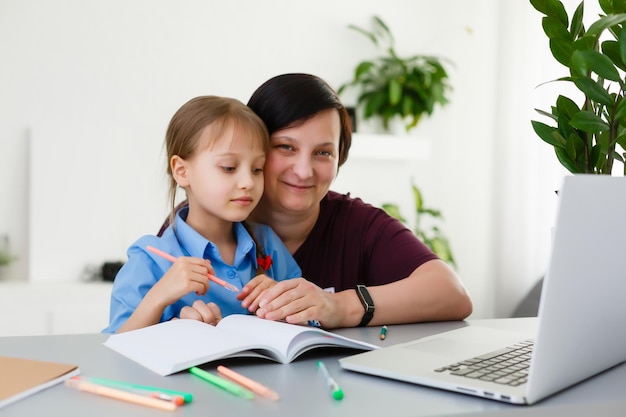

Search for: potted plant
xmin=530 ymin=0 xmax=626 ymax=175
xmin=0 ymin=235 xmax=16 ymax=280
xmin=382 ymin=182 xmax=457 ymax=269
xmin=337 ymin=16 xmax=452 ymax=133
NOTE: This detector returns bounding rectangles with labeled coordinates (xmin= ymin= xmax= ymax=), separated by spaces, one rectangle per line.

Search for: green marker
xmin=317 ymin=361 xmax=344 ymax=400
xmin=86 ymin=376 xmax=193 ymax=403
xmin=189 ymin=367 xmax=254 ymax=400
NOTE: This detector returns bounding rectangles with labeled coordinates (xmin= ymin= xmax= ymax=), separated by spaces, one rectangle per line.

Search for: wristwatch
xmin=356 ymin=285 xmax=375 ymax=327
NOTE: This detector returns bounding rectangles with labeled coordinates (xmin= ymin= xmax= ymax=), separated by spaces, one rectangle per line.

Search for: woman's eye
xmin=276 ymin=144 xmax=294 ymax=151
xmin=316 ymin=150 xmax=332 ymax=157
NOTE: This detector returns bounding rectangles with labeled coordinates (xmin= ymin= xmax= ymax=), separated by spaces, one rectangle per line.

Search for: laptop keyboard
xmin=434 ymin=340 xmax=534 ymax=386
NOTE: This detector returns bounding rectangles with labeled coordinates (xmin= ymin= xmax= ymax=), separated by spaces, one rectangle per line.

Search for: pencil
xmin=146 ymin=245 xmax=240 ymax=292
xmin=65 ymin=377 xmax=177 ymax=411
xmin=217 ymin=365 xmax=280 ymax=401
xmin=379 ymin=325 xmax=388 ymax=340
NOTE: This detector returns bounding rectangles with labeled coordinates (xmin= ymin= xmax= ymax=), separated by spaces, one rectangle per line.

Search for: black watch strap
xmin=356 ymin=285 xmax=375 ymax=327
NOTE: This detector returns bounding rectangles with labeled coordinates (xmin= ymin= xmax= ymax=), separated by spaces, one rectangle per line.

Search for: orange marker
xmin=146 ymin=245 xmax=240 ymax=293
xmin=66 ymin=377 xmax=177 ymax=411
xmin=217 ymin=365 xmax=280 ymax=401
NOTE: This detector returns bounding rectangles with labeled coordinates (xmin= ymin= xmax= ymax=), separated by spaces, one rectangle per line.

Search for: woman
xmin=237 ymin=73 xmax=472 ymax=328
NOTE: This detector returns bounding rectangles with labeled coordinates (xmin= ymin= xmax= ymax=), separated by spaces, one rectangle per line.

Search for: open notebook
xmin=340 ymin=174 xmax=626 ymax=404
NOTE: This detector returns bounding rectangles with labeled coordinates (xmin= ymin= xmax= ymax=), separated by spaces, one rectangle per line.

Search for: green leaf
xmin=570 ymin=110 xmax=610 ymax=133
xmin=542 ymin=16 xmax=573 ymax=41
xmin=620 ymin=25 xmax=626 ymax=65
xmin=616 ymin=131 xmax=626 ymax=150
xmin=586 ymin=14 xmax=626 ymax=38
xmin=348 ymin=24 xmax=378 ymax=46
xmin=599 ymin=0 xmax=613 ymax=14
xmin=570 ymin=1 xmax=584 ymax=38
xmin=589 ymin=144 xmax=604 ymax=170
xmin=401 ymin=95 xmax=413 ymax=117
xmin=572 ymin=35 xmax=596 ymax=52
xmin=555 ymin=146 xmax=582 ymax=173
xmin=388 ymin=79 xmax=402 ymax=105
xmin=354 ymin=61 xmax=375 ymax=80
xmin=362 ymin=91 xmax=387 ymax=118
xmin=571 ymin=50 xmax=621 ymax=81
xmin=614 ymin=0 xmax=626 ymax=13
xmin=535 ymin=107 xmax=559 ymax=121
xmin=532 ymin=120 xmax=564 ymax=147
xmin=381 ymin=203 xmax=406 ymax=223
xmin=614 ymin=97 xmax=626 ymax=120
xmin=430 ymin=236 xmax=454 ymax=265
xmin=555 ymin=95 xmax=581 ymax=118
xmin=601 ymin=40 xmax=626 ymax=72
xmin=411 ymin=183 xmax=424 ymax=211
xmin=565 ymin=132 xmax=585 ymax=159
xmin=550 ymin=37 xmax=574 ymax=66
xmin=530 ymin=0 xmax=569 ymax=27
xmin=372 ymin=15 xmax=393 ymax=44
xmin=573 ymin=77 xmax=614 ymax=106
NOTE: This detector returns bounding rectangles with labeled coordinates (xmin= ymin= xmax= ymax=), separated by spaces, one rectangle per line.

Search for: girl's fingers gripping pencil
xmin=146 ymin=246 xmax=240 ymax=293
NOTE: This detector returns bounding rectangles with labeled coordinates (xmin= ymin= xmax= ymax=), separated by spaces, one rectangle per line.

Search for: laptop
xmin=340 ymin=174 xmax=626 ymax=405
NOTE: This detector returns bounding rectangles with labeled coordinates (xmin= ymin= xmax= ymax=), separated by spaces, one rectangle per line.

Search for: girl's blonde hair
xmin=165 ymin=95 xmax=269 ymax=225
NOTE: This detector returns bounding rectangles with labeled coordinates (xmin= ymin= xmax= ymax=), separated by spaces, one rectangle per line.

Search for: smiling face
xmin=260 ymin=109 xmax=340 ymax=216
xmin=172 ymin=122 xmax=266 ymax=229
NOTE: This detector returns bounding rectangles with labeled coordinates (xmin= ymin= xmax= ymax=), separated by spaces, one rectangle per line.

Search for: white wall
xmin=0 ymin=0 xmax=569 ymax=319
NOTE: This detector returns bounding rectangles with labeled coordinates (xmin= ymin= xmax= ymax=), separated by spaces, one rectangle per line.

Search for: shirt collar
xmin=174 ymin=207 xmax=256 ymax=264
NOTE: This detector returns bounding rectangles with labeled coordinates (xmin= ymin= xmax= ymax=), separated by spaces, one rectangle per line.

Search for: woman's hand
xmin=237 ymin=274 xmax=277 ymax=313
xmin=179 ymin=300 xmax=222 ymax=325
xmin=254 ymin=278 xmax=347 ymax=328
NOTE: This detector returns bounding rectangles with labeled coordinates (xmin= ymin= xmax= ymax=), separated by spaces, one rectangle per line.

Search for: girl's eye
xmin=252 ymin=167 xmax=264 ymax=174
xmin=221 ymin=166 xmax=236 ymax=173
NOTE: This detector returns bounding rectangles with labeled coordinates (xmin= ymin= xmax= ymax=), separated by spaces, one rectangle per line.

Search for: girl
xmin=104 ymin=96 xmax=301 ymax=333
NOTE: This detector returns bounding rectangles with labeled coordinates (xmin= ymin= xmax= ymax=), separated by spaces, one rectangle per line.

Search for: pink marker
xmin=217 ymin=365 xmax=279 ymax=401
xmin=146 ymin=245 xmax=240 ymax=293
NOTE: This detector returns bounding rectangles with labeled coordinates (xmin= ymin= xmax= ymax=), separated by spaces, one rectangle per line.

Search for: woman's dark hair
xmin=247 ymin=73 xmax=352 ymax=167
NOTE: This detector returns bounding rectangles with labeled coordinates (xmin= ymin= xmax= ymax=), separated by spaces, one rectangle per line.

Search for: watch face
xmin=357 ymin=285 xmax=374 ymax=311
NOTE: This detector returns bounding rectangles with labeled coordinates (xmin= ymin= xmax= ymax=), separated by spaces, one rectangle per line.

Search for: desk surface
xmin=1 ymin=318 xmax=624 ymax=417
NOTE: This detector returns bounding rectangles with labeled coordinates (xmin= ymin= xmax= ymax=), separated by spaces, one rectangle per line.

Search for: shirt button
xmin=227 ymin=270 xmax=237 ymax=279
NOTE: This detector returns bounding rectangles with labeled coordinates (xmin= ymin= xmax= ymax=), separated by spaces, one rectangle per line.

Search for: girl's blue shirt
xmin=103 ymin=207 xmax=301 ymax=333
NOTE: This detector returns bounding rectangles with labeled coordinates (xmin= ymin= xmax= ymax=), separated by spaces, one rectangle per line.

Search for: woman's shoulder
xmin=324 ymin=190 xmax=377 ymax=209
xmin=323 ymin=190 xmax=386 ymax=219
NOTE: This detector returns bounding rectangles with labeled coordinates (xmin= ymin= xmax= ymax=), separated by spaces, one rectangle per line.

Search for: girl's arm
xmin=115 ymin=256 xmax=213 ymax=333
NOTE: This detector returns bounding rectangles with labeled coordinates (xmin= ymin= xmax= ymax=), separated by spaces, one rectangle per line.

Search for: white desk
xmin=1 ymin=318 xmax=624 ymax=416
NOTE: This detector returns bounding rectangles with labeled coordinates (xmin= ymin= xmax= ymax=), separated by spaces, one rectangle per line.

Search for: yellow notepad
xmin=0 ymin=356 xmax=80 ymax=409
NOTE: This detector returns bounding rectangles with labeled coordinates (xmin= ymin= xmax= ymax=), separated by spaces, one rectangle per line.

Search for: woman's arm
xmin=254 ymin=259 xmax=472 ymax=329
xmin=365 ymin=259 xmax=472 ymax=326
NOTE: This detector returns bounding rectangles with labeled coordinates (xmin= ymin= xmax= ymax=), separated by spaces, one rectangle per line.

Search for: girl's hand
xmin=237 ymin=274 xmax=277 ymax=313
xmin=179 ymin=300 xmax=222 ymax=325
xmin=148 ymin=256 xmax=214 ymax=307
xmin=254 ymin=278 xmax=342 ymax=328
